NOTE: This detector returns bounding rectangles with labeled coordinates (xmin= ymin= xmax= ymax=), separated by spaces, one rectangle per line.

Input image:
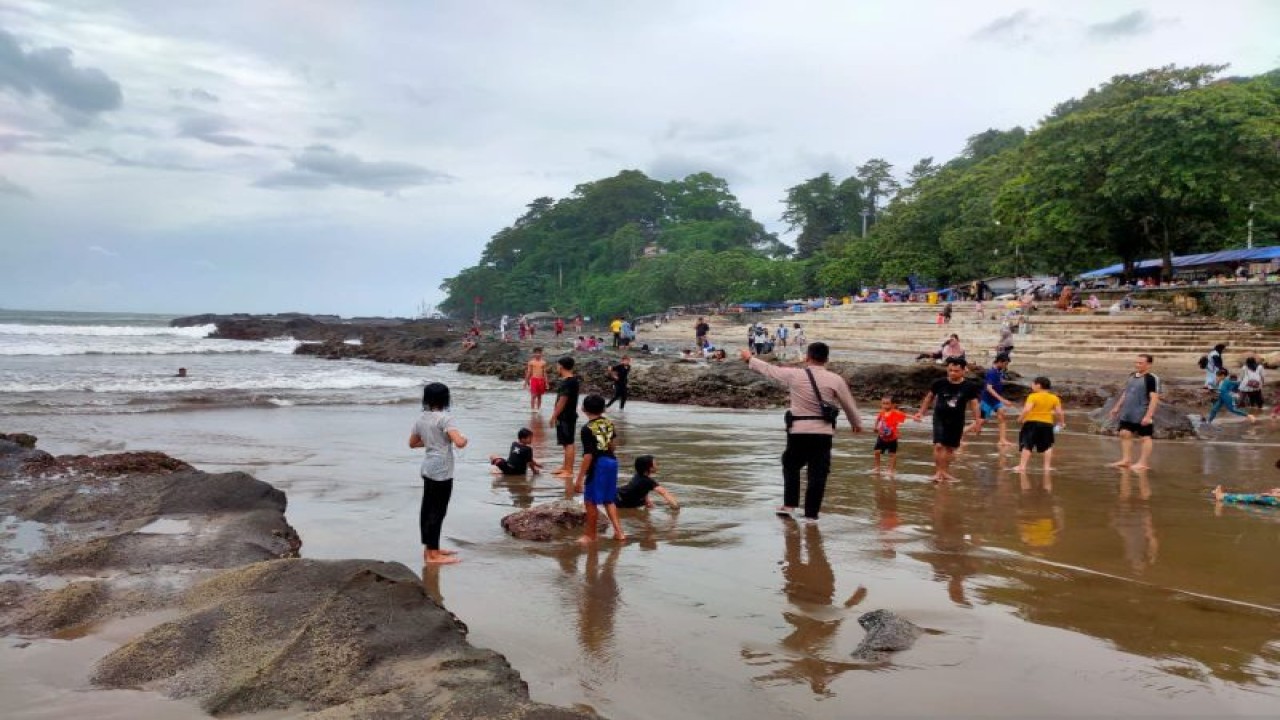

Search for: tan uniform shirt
xmin=748 ymin=358 xmax=861 ymax=435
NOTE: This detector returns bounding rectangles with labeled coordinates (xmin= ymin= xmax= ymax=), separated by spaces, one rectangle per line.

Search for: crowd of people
xmin=412 ymin=310 xmax=1278 ymax=565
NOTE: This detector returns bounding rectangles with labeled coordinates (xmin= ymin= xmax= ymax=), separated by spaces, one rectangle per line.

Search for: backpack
xmin=1197 ymin=355 xmax=1208 ymax=370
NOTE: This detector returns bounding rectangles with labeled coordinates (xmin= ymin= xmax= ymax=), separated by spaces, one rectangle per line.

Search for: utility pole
xmin=1247 ymin=201 xmax=1255 ymax=249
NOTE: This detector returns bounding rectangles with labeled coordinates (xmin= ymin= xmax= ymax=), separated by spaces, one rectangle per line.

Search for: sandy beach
xmin=7 ymin=362 xmax=1279 ymax=718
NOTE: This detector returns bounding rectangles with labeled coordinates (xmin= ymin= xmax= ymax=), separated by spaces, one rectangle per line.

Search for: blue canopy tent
xmin=1077 ymin=246 xmax=1280 ymax=280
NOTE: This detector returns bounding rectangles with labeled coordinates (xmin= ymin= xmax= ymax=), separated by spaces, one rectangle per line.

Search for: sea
xmin=2 ymin=308 xmax=1279 ymax=719
xmin=0 ymin=308 xmax=430 ymax=415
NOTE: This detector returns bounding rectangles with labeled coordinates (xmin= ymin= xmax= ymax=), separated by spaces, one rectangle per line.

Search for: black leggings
xmin=607 ymin=383 xmax=628 ymax=409
xmin=420 ymin=477 xmax=454 ymax=550
xmin=781 ymin=433 xmax=833 ymax=519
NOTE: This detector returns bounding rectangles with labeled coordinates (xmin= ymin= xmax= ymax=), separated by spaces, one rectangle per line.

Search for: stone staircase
xmin=643 ymin=302 xmax=1280 ymax=372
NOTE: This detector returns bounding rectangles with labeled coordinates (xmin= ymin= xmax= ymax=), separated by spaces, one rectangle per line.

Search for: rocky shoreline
xmin=0 ymin=433 xmax=599 ymax=719
xmin=176 ymin=313 xmax=1206 ymax=438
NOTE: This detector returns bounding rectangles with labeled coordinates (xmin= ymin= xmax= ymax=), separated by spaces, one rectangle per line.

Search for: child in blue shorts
xmin=574 ymin=394 xmax=626 ymax=543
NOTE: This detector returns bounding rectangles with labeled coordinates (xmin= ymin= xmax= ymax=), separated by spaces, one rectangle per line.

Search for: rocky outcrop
xmin=501 ymin=500 xmax=597 ymax=541
xmin=93 ymin=559 xmax=598 ymax=719
xmin=1088 ymin=396 xmax=1198 ymax=439
xmin=0 ymin=437 xmax=600 ymax=719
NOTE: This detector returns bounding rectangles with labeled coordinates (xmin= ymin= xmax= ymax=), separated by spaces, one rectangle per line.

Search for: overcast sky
xmin=1 ymin=1 xmax=1275 ymax=316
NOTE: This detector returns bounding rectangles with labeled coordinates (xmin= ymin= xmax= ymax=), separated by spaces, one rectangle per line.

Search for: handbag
xmin=784 ymin=368 xmax=840 ymax=429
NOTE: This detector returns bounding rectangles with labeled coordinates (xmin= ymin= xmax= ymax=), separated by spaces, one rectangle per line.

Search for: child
xmin=524 ymin=347 xmax=549 ymax=411
xmin=409 ymin=382 xmax=468 ymax=565
xmin=574 ymin=394 xmax=626 ymax=543
xmin=549 ymin=356 xmax=580 ymax=480
xmin=873 ymin=396 xmax=910 ymax=474
xmin=1212 ymin=457 xmax=1280 ymax=507
xmin=981 ymin=354 xmax=1017 ymax=448
xmin=1207 ymin=369 xmax=1256 ymax=425
xmin=489 ymin=427 xmax=541 ymax=476
xmin=616 ymin=455 xmax=679 ymax=509
xmin=1212 ymin=485 xmax=1280 ymax=507
xmin=1013 ymin=376 xmax=1065 ymax=473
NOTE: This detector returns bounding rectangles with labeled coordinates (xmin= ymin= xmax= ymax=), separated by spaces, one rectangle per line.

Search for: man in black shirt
xmin=616 ymin=455 xmax=679 ymax=509
xmin=913 ymin=357 xmax=984 ymax=483
xmin=489 ymin=427 xmax=541 ymax=475
xmin=606 ymin=356 xmax=631 ymax=409
xmin=549 ymin=356 xmax=580 ymax=481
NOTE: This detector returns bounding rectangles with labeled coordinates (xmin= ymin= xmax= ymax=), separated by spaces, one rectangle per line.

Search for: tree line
xmin=441 ymin=64 xmax=1280 ymax=319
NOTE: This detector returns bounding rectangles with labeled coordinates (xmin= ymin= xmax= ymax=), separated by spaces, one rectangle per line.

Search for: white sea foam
xmin=0 ymin=330 xmax=299 ymax=356
xmin=0 ymin=367 xmax=421 ymax=394
xmin=0 ymin=323 xmax=217 ymax=337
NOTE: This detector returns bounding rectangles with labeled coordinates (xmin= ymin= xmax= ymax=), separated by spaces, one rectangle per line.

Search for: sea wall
xmin=1091 ymin=284 xmax=1280 ymax=328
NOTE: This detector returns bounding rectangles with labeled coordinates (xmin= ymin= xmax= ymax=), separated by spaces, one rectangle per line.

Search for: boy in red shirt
xmin=874 ymin=396 xmax=910 ymax=474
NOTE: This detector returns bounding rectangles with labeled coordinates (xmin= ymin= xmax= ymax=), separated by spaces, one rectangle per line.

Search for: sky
xmin=1 ymin=1 xmax=1276 ymax=317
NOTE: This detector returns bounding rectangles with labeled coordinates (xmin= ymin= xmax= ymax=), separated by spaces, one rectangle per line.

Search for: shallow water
xmin=6 ymin=366 xmax=1280 ymax=718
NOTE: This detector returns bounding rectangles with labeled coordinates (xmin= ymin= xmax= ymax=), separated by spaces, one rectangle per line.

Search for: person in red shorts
xmin=524 ymin=347 xmax=549 ymax=411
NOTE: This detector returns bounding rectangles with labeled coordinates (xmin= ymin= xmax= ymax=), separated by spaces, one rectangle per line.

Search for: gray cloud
xmin=313 ymin=115 xmax=363 ymax=140
xmin=0 ymin=174 xmax=33 ymax=198
xmin=662 ymin=120 xmax=766 ymax=144
xmin=0 ymin=29 xmax=123 ymax=118
xmin=169 ymin=87 xmax=219 ymax=103
xmin=84 ymin=147 xmax=200 ymax=172
xmin=175 ymin=108 xmax=253 ymax=147
xmin=972 ymin=9 xmax=1034 ymax=42
xmin=1087 ymin=10 xmax=1156 ymax=40
xmin=255 ymin=145 xmax=454 ymax=193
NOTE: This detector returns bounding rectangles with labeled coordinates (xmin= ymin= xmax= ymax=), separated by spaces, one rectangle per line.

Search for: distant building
xmin=642 ymin=243 xmax=667 ymax=257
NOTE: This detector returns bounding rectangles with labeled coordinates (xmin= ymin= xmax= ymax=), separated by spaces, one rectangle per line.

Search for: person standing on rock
xmin=409 ymin=382 xmax=468 ymax=565
xmin=741 ymin=342 xmax=862 ymax=521
xmin=574 ymin=394 xmax=626 ymax=543
xmin=549 ymin=357 xmax=581 ymax=483
xmin=524 ymin=347 xmax=549 ymax=411
xmin=1108 ymin=354 xmax=1160 ymax=471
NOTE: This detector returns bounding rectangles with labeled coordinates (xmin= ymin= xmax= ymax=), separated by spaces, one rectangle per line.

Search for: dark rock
xmin=851 ymin=609 xmax=922 ymax=661
xmin=18 ymin=450 xmax=193 ymax=479
xmin=501 ymin=500 xmax=598 ymax=541
xmin=1088 ymin=396 xmax=1197 ymax=439
xmin=92 ymin=558 xmax=600 ymax=719
xmin=0 ymin=432 xmax=37 ymax=448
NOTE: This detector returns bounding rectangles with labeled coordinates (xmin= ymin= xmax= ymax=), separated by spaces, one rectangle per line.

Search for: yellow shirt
xmin=610 ymin=319 xmax=622 ymax=333
xmin=1023 ymin=390 xmax=1061 ymax=424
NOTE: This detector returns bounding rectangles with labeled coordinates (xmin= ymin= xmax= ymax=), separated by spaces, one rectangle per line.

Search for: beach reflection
xmin=1112 ymin=468 xmax=1158 ymax=574
xmin=751 ymin=522 xmax=864 ymax=696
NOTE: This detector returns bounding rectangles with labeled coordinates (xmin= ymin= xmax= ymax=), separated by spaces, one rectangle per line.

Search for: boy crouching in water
xmin=1014 ymin=376 xmax=1066 ymax=474
xmin=615 ymin=455 xmax=679 ymax=510
xmin=575 ymin=394 xmax=626 ymax=543
xmin=489 ymin=427 xmax=542 ymax=476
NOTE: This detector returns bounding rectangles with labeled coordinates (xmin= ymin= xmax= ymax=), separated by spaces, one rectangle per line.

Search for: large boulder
xmin=92 ymin=558 xmax=599 ymax=719
xmin=501 ymin=500 xmax=597 ymax=541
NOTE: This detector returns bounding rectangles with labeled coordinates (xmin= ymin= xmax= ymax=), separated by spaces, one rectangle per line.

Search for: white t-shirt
xmin=413 ymin=410 xmax=456 ymax=480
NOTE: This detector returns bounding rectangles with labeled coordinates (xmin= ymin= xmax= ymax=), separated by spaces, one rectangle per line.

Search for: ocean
xmin=0 ymin=309 xmax=435 ymax=415
xmin=2 ymin=309 xmax=1278 ymax=719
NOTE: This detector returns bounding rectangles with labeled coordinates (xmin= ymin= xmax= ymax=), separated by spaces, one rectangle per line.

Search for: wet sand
xmin=7 ymin=370 xmax=1280 ymax=718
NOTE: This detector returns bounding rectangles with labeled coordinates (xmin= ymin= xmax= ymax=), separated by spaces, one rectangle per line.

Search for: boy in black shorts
xmin=489 ymin=427 xmax=541 ymax=476
xmin=616 ymin=455 xmax=679 ymax=509
xmin=914 ymin=357 xmax=984 ymax=482
xmin=549 ymin=356 xmax=580 ymax=484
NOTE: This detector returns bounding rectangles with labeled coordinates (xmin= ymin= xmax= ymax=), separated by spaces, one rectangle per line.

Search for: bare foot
xmin=1013 ymin=466 xmax=1028 ymax=473
xmin=1108 ymin=460 xmax=1131 ymax=468
xmin=437 ymin=548 xmax=458 ymax=556
xmin=613 ymin=534 xmax=628 ymax=543
xmin=1130 ymin=464 xmax=1150 ymax=471
xmin=1212 ymin=485 xmax=1225 ymax=502
xmin=576 ymin=535 xmax=597 ymax=545
xmin=425 ymin=554 xmax=461 ymax=565
xmin=553 ymin=470 xmax=573 ymax=478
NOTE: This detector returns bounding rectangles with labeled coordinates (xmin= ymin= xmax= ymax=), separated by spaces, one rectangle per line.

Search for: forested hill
xmin=441 ymin=65 xmax=1280 ymax=319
